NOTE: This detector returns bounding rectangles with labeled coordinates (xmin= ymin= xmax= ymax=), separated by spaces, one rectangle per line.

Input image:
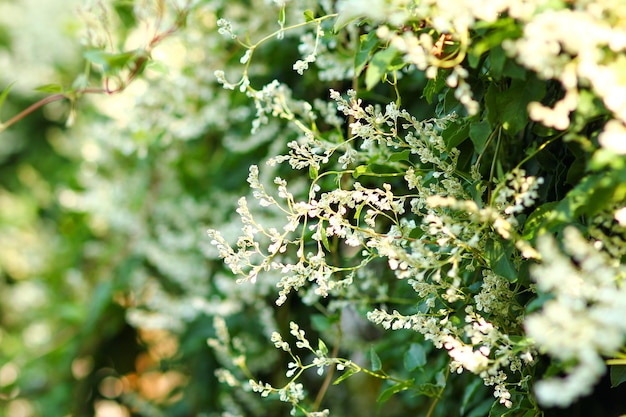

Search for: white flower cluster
xmin=293 ymin=25 xmax=324 ymax=75
xmin=503 ymin=1 xmax=626 ymax=149
xmin=525 ymin=227 xmax=626 ymax=407
xmin=241 ymin=321 xmax=336 ymax=416
xmin=336 ymin=0 xmax=626 ymax=145
xmin=367 ymin=305 xmax=533 ymax=408
xmin=205 ymin=1 xmax=626 ymax=413
xmin=208 ymin=85 xmax=550 ymax=407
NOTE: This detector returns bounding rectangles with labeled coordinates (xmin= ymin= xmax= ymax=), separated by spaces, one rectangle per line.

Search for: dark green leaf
xmin=370 ymin=346 xmax=382 ymax=371
xmin=443 ymin=86 xmax=463 ymax=114
xmin=460 ymin=377 xmax=485 ymax=415
xmin=311 ymin=314 xmax=338 ymax=332
xmin=442 ymin=120 xmax=469 ymax=149
xmin=484 ymin=238 xmax=517 ymax=281
xmin=489 ymin=45 xmax=507 ymax=79
xmin=610 ymin=365 xmax=626 ymax=388
xmin=422 ymin=70 xmax=447 ymax=105
xmin=365 ymin=47 xmax=397 ymax=90
xmin=412 ymin=382 xmax=442 ymax=397
xmin=542 ymin=168 xmax=626 ymax=231
xmin=404 ymin=343 xmax=426 ymax=371
xmin=525 ymin=293 xmax=555 ymax=314
xmin=466 ymin=399 xmax=495 ymax=417
xmin=469 ymin=120 xmax=491 ymax=152
xmin=502 ymin=59 xmax=527 ymax=79
xmin=486 ymin=77 xmax=545 ymax=136
xmin=355 ymin=31 xmax=378 ymax=76
xmin=389 ymin=149 xmax=411 ymax=162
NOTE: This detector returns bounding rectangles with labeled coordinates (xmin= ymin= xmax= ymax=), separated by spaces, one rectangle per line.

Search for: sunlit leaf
xmin=365 ymin=47 xmax=397 ymax=90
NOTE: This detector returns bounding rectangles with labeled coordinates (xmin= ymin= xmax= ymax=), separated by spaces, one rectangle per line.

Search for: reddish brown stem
xmin=1 ymin=94 xmax=66 ymax=131
xmin=1 ymin=6 xmax=188 ymax=133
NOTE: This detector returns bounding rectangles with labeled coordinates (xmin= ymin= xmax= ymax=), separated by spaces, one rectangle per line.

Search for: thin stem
xmin=425 ymin=363 xmax=450 ymax=417
xmin=513 ymin=133 xmax=563 ymax=172
xmin=313 ymin=325 xmax=342 ymax=410
xmin=487 ymin=126 xmax=502 ymax=204
xmin=1 ymin=94 xmax=65 ymax=132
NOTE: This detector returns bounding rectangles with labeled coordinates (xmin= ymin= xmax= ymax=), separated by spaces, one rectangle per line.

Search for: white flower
xmin=598 ymin=120 xmax=626 ymax=154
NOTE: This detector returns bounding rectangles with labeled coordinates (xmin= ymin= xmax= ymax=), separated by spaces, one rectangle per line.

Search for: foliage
xmin=1 ymin=1 xmax=626 ymax=417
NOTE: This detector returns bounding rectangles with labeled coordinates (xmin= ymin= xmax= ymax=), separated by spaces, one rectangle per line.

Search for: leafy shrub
xmin=1 ymin=1 xmax=626 ymax=417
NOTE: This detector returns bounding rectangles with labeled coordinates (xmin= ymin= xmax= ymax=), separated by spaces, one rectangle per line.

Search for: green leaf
xmin=443 ymin=120 xmax=469 ymax=149
xmin=278 ymin=6 xmax=285 ymax=25
xmin=389 ymin=149 xmax=411 ymax=162
xmin=489 ymin=45 xmax=507 ymax=79
xmin=333 ymin=12 xmax=357 ymax=33
xmin=311 ymin=314 xmax=338 ymax=332
xmin=525 ymin=293 xmax=555 ymax=313
xmin=460 ymin=377 xmax=487 ymax=415
xmin=34 ymin=83 xmax=64 ymax=94
xmin=333 ymin=368 xmax=356 ymax=385
xmin=113 ymin=0 xmax=137 ymax=30
xmin=353 ymin=202 xmax=365 ymax=221
xmin=484 ymin=238 xmax=517 ymax=281
xmin=377 ymin=379 xmax=414 ymax=403
xmin=466 ymin=399 xmax=495 ymax=417
xmin=502 ymin=59 xmax=527 ymax=79
xmin=422 ymin=70 xmax=447 ymax=105
xmin=542 ymin=168 xmax=626 ymax=231
xmin=72 ymin=74 xmax=89 ymax=90
xmin=404 ymin=343 xmax=426 ymax=371
xmin=84 ymin=49 xmax=140 ymax=73
xmin=469 ymin=120 xmax=491 ymax=152
xmin=412 ymin=382 xmax=442 ymax=397
xmin=610 ymin=365 xmax=626 ymax=388
xmin=146 ymin=60 xmax=169 ymax=75
xmin=0 ymin=81 xmax=16 ymax=114
xmin=355 ymin=31 xmax=379 ymax=76
xmin=320 ymin=223 xmax=331 ymax=252
xmin=303 ymin=9 xmax=315 ymax=22
xmin=365 ymin=47 xmax=397 ymax=90
xmin=353 ymin=164 xmax=369 ymax=179
xmin=442 ymin=86 xmax=463 ymax=114
xmin=370 ymin=346 xmax=382 ymax=371
xmin=318 ymin=339 xmax=328 ymax=355
xmin=469 ymin=18 xmax=521 ymax=67
xmin=0 ymin=25 xmax=11 ymax=51
xmin=485 ymin=77 xmax=545 ymax=136
xmin=522 ymin=202 xmax=558 ymax=242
